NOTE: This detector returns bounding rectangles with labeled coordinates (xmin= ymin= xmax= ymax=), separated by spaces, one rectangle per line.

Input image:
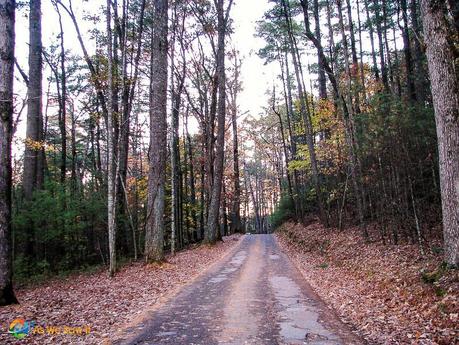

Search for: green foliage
xmin=13 ymin=180 xmax=106 ymax=279
xmin=270 ymin=194 xmax=295 ymax=229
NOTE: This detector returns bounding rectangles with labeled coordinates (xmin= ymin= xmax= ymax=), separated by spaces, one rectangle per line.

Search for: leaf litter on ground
xmin=276 ymin=222 xmax=458 ymax=345
xmin=0 ymin=234 xmax=241 ymax=345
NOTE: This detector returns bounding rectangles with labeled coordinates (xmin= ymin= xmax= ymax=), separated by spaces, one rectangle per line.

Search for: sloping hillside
xmin=277 ymin=222 xmax=458 ymax=345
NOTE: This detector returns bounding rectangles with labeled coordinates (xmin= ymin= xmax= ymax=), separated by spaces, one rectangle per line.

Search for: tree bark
xmin=421 ymin=0 xmax=459 ymax=266
xmin=363 ymin=0 xmax=380 ymax=80
xmin=23 ymin=0 xmax=43 ymax=200
xmin=373 ymin=0 xmax=389 ymax=91
xmin=54 ymin=2 xmax=67 ymax=184
xmin=345 ymin=0 xmax=362 ymax=113
xmin=313 ymin=0 xmax=327 ymax=99
xmin=22 ymin=0 xmax=43 ymax=263
xmin=356 ymin=0 xmax=367 ymax=102
xmin=229 ymin=53 xmax=242 ymax=234
xmin=400 ymin=0 xmax=417 ymax=101
xmin=411 ymin=0 xmax=428 ymax=103
xmin=0 ymin=0 xmax=18 ymax=306
xmin=145 ymin=0 xmax=168 ymax=261
xmin=106 ymin=0 xmax=117 ymax=276
xmin=205 ymin=0 xmax=233 ymax=243
xmin=185 ymin=110 xmax=198 ymax=240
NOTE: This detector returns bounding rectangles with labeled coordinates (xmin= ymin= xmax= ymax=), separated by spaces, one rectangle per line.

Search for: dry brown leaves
xmin=0 ymin=235 xmax=241 ymax=345
xmin=276 ymin=222 xmax=458 ymax=345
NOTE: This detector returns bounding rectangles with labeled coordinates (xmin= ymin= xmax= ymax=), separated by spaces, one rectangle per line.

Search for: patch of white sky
xmin=231 ymin=0 xmax=277 ymax=118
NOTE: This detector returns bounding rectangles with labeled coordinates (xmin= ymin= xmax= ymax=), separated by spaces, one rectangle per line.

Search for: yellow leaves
xmin=24 ymin=137 xmax=57 ymax=153
xmin=313 ymin=98 xmax=335 ymax=128
xmin=313 ymin=99 xmax=347 ymax=176
xmin=25 ymin=137 xmax=44 ymax=151
xmin=288 ymin=159 xmax=310 ymax=173
xmin=287 ymin=97 xmax=347 ymax=176
xmin=288 ymin=144 xmax=311 ymax=173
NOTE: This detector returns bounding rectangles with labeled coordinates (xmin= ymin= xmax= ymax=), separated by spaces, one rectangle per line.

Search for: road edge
xmin=109 ymin=235 xmax=246 ymax=345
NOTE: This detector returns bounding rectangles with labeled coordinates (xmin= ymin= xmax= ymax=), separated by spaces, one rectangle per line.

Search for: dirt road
xmin=120 ymin=234 xmax=363 ymax=345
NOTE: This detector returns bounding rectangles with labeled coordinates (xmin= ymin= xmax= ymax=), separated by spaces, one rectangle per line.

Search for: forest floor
xmin=277 ymin=222 xmax=459 ymax=345
xmin=0 ymin=234 xmax=241 ymax=345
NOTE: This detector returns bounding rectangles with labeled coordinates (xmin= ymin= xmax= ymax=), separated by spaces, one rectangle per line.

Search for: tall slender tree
xmin=23 ymin=0 xmax=43 ymax=200
xmin=106 ymin=0 xmax=117 ymax=276
xmin=0 ymin=0 xmax=18 ymax=306
xmin=56 ymin=2 xmax=67 ymax=184
xmin=205 ymin=0 xmax=233 ymax=243
xmin=313 ymin=0 xmax=327 ymax=99
xmin=373 ymin=0 xmax=389 ymax=91
xmin=145 ymin=0 xmax=169 ymax=261
xmin=229 ymin=51 xmax=242 ymax=234
xmin=400 ymin=0 xmax=416 ymax=101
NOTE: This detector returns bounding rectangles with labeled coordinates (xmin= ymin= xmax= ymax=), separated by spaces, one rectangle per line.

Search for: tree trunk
xmin=185 ymin=110 xmax=198 ymax=240
xmin=169 ymin=4 xmax=186 ymax=253
xmin=381 ymin=0 xmax=394 ymax=89
xmin=411 ymin=0 xmax=428 ymax=103
xmin=281 ymin=50 xmax=302 ymax=218
xmin=313 ymin=0 xmax=327 ymax=99
xmin=22 ymin=0 xmax=43 ymax=263
xmin=356 ymin=0 xmax=367 ymax=102
xmin=199 ymin=154 xmax=205 ymax=240
xmin=363 ymin=0 xmax=380 ymax=80
xmin=345 ymin=0 xmax=362 ymax=113
xmin=400 ymin=0 xmax=416 ymax=101
xmin=0 ymin=0 xmax=18 ymax=306
xmin=421 ymin=0 xmax=459 ymax=266
xmin=230 ymin=54 xmax=242 ymax=234
xmin=170 ymin=8 xmax=178 ymax=255
xmin=117 ymin=0 xmax=146 ymax=257
xmin=145 ymin=0 xmax=168 ymax=261
xmin=272 ymin=84 xmax=295 ymax=209
xmin=106 ymin=0 xmax=117 ymax=276
xmin=391 ymin=24 xmax=402 ymax=97
xmin=205 ymin=0 xmax=233 ymax=243
xmin=70 ymin=102 xmax=77 ymax=190
xmin=55 ymin=3 xmax=67 ymax=184
xmin=373 ymin=0 xmax=389 ymax=90
xmin=23 ymin=0 xmax=43 ymax=200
